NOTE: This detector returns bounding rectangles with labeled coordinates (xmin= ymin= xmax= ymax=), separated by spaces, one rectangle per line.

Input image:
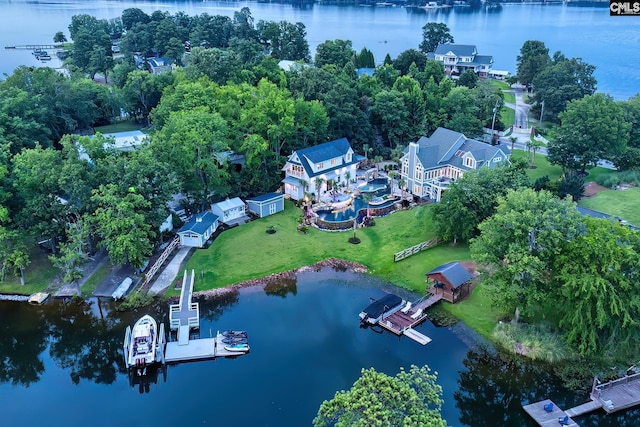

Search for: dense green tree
xmin=548 ymin=94 xmax=630 ymax=171
xmin=152 ymin=106 xmax=231 ymax=207
xmin=121 ymin=70 xmax=170 ymax=126
xmin=324 ymin=80 xmax=374 ymax=149
xmin=470 ymin=189 xmax=585 ymax=320
xmin=531 ymin=53 xmax=596 ymax=122
xmin=393 ymin=76 xmax=426 ymax=141
xmin=615 ymin=94 xmax=640 ymax=169
xmin=370 ymin=89 xmax=409 ymax=147
xmin=53 ymin=31 xmax=67 ymax=43
xmin=119 ymin=22 xmax=155 ymax=59
xmin=288 ymin=67 xmax=338 ymax=102
xmin=419 ymin=22 xmax=454 ymax=54
xmin=257 ymin=20 xmax=310 ymax=61
xmin=442 ymin=86 xmax=483 ymax=138
xmin=88 ymin=184 xmax=154 ymax=268
xmin=457 ymin=69 xmax=478 ymax=89
xmin=190 ymin=14 xmax=233 ymax=48
xmin=393 ymin=49 xmax=427 ymax=76
xmin=50 ymin=221 xmax=89 ymax=284
xmin=557 ymin=170 xmax=585 ymax=201
xmin=68 ymin=14 xmax=112 ymax=76
xmin=314 ymin=39 xmax=355 ymax=69
xmin=355 ymin=47 xmax=375 ymax=68
xmin=516 ymin=40 xmax=550 ymax=88
xmin=185 ymin=47 xmax=241 ymax=85
xmin=555 ymin=218 xmax=640 ymax=356
xmin=314 ymin=365 xmax=446 ymax=427
xmin=373 ymin=64 xmax=400 ymax=89
xmin=121 ymin=8 xmax=150 ymax=30
xmin=431 ymin=164 xmax=530 ymax=243
xmin=0 ymin=85 xmax=50 ymax=152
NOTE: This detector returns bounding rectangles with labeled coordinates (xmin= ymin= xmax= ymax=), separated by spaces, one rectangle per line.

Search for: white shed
xmin=211 ymin=198 xmax=248 ymax=225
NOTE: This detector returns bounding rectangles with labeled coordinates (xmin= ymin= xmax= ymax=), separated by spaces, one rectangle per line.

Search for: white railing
xmin=394 ymin=238 xmax=440 ymax=262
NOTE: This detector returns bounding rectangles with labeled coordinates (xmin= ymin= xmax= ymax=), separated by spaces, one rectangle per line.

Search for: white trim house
xmin=400 ymin=127 xmax=511 ymax=202
xmin=282 ymin=138 xmax=361 ymax=201
xmin=428 ymin=44 xmax=493 ymax=78
xmin=211 ymin=197 xmax=248 ymax=225
xmin=177 ymin=211 xmax=219 ymax=248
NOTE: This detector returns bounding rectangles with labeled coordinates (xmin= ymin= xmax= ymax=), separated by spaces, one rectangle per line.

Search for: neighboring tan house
xmin=399 ymin=127 xmax=510 ymax=201
xmin=177 ymin=211 xmax=219 ymax=248
xmin=247 ymin=193 xmax=285 ymax=218
xmin=211 ymin=197 xmax=250 ymax=226
xmin=428 ymin=43 xmax=493 ymax=78
xmin=281 ymin=138 xmax=361 ymax=201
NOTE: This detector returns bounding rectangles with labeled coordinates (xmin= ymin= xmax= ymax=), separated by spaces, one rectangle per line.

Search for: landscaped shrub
xmin=492 ymin=322 xmax=574 ymax=363
xmin=595 ymin=171 xmax=640 ymax=189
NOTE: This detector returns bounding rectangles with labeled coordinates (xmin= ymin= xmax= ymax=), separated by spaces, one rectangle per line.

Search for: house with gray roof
xmin=177 ymin=211 xmax=219 ymax=248
xmin=399 ymin=127 xmax=510 ymax=201
xmin=282 ymin=138 xmax=361 ymax=201
xmin=426 ymin=262 xmax=473 ymax=304
xmin=428 ymin=43 xmax=493 ymax=78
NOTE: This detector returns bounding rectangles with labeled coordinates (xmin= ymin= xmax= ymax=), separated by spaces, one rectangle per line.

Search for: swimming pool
xmin=316 ymin=190 xmax=395 ymax=223
xmin=358 ymin=177 xmax=389 ymax=193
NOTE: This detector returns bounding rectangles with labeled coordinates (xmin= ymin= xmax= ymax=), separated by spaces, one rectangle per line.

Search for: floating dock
xmin=376 ymin=294 xmax=442 ymax=344
xmin=523 ymin=372 xmax=640 ymax=426
xmin=164 ymin=331 xmax=249 ymax=362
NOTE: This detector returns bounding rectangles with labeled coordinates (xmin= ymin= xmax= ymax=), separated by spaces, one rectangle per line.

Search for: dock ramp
xmin=403 ymin=328 xmax=432 ymax=345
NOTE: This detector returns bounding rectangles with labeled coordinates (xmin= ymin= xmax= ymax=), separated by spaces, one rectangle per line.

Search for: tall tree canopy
xmin=314 ymin=365 xmax=446 ymax=427
xmin=470 ymin=189 xmax=585 ymax=320
xmin=548 ymin=94 xmax=630 ymax=172
xmin=516 ymin=40 xmax=550 ymax=88
xmin=419 ymin=23 xmax=454 ymax=54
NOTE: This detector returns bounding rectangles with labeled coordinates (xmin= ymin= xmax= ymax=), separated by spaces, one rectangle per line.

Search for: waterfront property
xmin=428 ymin=43 xmax=493 ymax=78
xmin=426 ymin=262 xmax=473 ymax=304
xmin=177 ymin=211 xmax=219 ymax=248
xmin=247 ymin=193 xmax=285 ymax=218
xmin=282 ymin=138 xmax=361 ymax=201
xmin=400 ymin=127 xmax=511 ymax=201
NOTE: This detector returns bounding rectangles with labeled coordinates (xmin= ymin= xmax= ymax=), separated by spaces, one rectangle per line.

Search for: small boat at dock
xmin=126 ymin=314 xmax=158 ymax=374
xmin=28 ymin=292 xmax=49 ymax=304
xmin=359 ymin=293 xmax=405 ymax=325
xmin=224 ymin=343 xmax=250 ymax=353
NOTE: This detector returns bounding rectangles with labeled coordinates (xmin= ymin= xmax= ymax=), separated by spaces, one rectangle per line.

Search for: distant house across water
xmin=428 ymin=43 xmax=493 ymax=78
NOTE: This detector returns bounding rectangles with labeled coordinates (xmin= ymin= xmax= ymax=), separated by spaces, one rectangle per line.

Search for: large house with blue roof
xmin=282 ymin=138 xmax=361 ymax=201
xmin=400 ymin=127 xmax=510 ymax=202
xmin=428 ymin=43 xmax=493 ymax=78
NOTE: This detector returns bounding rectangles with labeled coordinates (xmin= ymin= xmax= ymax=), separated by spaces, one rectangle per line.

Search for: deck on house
xmin=377 ymin=294 xmax=442 ymax=343
xmin=523 ymin=372 xmax=640 ymax=426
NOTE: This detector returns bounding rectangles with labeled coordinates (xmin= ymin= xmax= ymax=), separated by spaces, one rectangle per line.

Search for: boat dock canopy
xmin=361 ymin=294 xmax=403 ymax=319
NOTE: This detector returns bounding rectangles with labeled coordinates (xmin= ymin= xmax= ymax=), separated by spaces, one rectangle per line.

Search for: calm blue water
xmin=0 ymin=268 xmax=637 ymax=425
xmin=0 ymin=1 xmax=638 ymax=99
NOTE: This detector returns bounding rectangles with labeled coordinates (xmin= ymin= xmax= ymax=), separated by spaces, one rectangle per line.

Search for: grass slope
xmin=0 ymin=245 xmax=58 ymax=294
xmin=183 ymin=201 xmax=471 ymax=295
xmin=511 ymin=150 xmax=614 ymax=183
xmin=580 ymin=187 xmax=640 ymax=226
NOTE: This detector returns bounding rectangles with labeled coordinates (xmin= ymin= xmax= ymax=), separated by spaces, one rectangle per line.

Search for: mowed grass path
xmin=183 ymin=201 xmax=471 ymax=295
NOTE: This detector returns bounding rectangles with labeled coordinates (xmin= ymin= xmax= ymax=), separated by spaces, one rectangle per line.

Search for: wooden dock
xmin=169 ymin=270 xmax=199 ymax=332
xmin=164 ymin=332 xmax=247 ymax=363
xmin=377 ymin=294 xmax=442 ymax=340
xmin=523 ymin=372 xmax=640 ymax=425
xmin=522 ymin=399 xmax=579 ymax=427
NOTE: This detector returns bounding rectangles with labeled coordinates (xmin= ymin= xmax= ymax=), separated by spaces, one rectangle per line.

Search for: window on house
xmin=331 ymin=158 xmax=337 ymax=165
xmin=346 ymin=153 xmax=352 ymax=162
xmin=317 ymin=162 xmax=323 ymax=169
xmin=494 ymin=157 xmax=502 ymax=162
xmin=414 ymin=184 xmax=421 ymax=195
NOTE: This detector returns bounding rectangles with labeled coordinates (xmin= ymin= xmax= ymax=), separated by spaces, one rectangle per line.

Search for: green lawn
xmin=182 ymin=201 xmax=471 ymax=295
xmin=503 ymin=92 xmax=515 ymax=104
xmin=500 ymin=106 xmax=515 ymax=128
xmin=94 ymin=120 xmax=146 ymax=134
xmin=489 ymin=80 xmax=510 ymax=91
xmin=442 ymin=284 xmax=508 ymax=339
xmin=580 ymin=187 xmax=640 ymax=226
xmin=511 ymin=150 xmax=614 ymax=183
xmin=0 ymin=245 xmax=58 ymax=294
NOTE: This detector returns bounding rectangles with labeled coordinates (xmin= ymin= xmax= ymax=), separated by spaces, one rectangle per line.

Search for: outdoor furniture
xmin=558 ymin=415 xmax=569 ymax=425
xmin=543 ymin=402 xmax=554 ymax=412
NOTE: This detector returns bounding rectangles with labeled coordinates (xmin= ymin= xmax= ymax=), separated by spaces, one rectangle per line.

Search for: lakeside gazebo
xmin=426 ymin=262 xmax=472 ymax=304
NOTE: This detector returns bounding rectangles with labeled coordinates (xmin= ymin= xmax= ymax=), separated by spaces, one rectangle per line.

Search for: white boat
xmin=28 ymin=292 xmax=49 ymax=304
xmin=127 ymin=315 xmax=158 ymax=370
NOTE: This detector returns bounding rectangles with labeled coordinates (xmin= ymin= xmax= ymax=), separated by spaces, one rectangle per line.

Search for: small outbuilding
xmin=247 ymin=193 xmax=285 ymax=218
xmin=211 ymin=197 xmax=249 ymax=226
xmin=426 ymin=262 xmax=472 ymax=303
xmin=177 ymin=211 xmax=219 ymax=248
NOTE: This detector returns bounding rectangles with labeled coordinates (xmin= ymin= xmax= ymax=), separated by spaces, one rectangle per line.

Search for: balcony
xmin=287 ymin=169 xmax=304 ymax=178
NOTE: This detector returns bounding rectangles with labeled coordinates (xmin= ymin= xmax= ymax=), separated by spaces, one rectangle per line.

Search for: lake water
xmin=0 ymin=267 xmax=638 ymax=426
xmin=0 ymin=1 xmax=638 ymax=99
